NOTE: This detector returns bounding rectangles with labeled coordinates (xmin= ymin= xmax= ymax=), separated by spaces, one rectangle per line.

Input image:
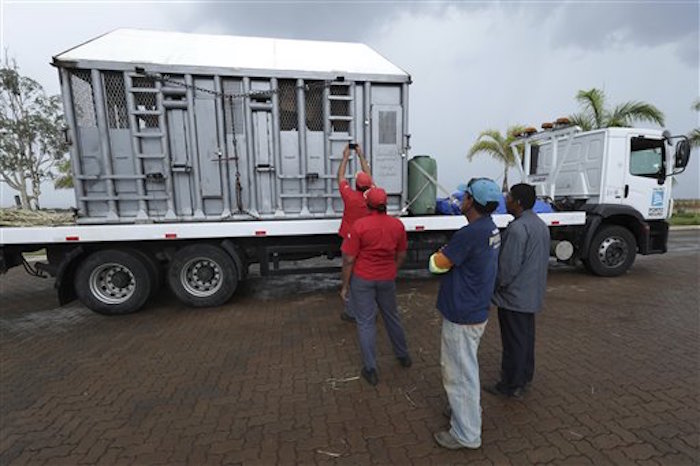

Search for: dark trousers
xmin=350 ymin=276 xmax=409 ymax=370
xmin=498 ymin=307 xmax=535 ymax=390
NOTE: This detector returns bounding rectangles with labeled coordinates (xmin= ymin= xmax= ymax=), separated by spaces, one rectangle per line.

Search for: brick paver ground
xmin=1 ymin=231 xmax=698 ymax=465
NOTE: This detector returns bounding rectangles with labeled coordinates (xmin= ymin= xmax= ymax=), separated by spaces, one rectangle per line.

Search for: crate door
xmin=371 ymin=105 xmax=403 ymax=193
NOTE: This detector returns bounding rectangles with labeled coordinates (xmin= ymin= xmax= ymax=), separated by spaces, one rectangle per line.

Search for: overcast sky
xmin=1 ymin=0 xmax=698 ymax=208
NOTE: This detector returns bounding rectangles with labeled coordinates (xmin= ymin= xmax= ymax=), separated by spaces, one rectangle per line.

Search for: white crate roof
xmin=54 ymin=28 xmax=409 ymax=78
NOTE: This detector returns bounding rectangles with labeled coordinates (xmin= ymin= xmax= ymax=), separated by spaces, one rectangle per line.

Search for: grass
xmin=670 ymin=212 xmax=700 ymax=226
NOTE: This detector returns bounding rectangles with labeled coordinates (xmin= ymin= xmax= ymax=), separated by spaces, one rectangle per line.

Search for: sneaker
xmin=397 ymin=355 xmax=412 ymax=368
xmin=361 ymin=367 xmax=378 ymax=386
xmin=340 ymin=312 xmax=356 ymax=323
xmin=484 ymin=382 xmax=525 ymax=400
xmin=433 ymin=430 xmax=481 ymax=450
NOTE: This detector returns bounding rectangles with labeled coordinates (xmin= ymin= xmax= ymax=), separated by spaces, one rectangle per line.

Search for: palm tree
xmin=689 ymin=99 xmax=700 ymax=148
xmin=569 ymin=88 xmax=665 ymax=131
xmin=467 ymin=125 xmax=526 ymax=192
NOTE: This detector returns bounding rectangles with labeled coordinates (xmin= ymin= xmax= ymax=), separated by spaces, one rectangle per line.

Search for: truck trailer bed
xmin=0 ymin=212 xmax=587 ymax=246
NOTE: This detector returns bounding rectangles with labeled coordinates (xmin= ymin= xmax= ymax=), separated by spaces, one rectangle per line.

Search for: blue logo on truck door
xmin=648 ymin=188 xmax=665 ymax=216
xmin=651 ymin=188 xmax=664 ymax=207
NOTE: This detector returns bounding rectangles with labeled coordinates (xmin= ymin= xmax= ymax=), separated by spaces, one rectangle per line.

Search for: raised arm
xmin=337 ymin=144 xmax=351 ymax=187
xmin=355 ymin=144 xmax=371 ymax=175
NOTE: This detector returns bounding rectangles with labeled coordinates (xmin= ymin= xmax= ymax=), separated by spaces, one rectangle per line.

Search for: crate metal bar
xmin=242 ymin=77 xmax=259 ymax=216
xmin=126 ymin=87 xmax=159 ymax=94
xmin=401 ymin=82 xmax=410 ymax=208
xmin=322 ymin=83 xmax=333 ymax=214
xmin=214 ymin=76 xmax=232 ymax=218
xmin=296 ymin=79 xmax=310 ymax=215
xmin=270 ymin=78 xmax=283 ymax=215
xmin=155 ymin=78 xmax=177 ymax=219
xmin=124 ymin=72 xmax=150 ymax=221
xmin=185 ymin=74 xmax=205 ymax=219
xmin=91 ymin=69 xmax=119 ymax=221
xmin=59 ymin=68 xmax=87 ymax=216
xmin=364 ymin=82 xmax=371 ymax=174
xmin=348 ymin=81 xmax=356 ymax=174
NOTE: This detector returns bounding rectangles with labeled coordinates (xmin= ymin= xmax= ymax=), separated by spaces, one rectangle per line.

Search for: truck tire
xmin=130 ymin=249 xmax=163 ymax=298
xmin=167 ymin=244 xmax=238 ymax=307
xmin=74 ymin=249 xmax=153 ymax=315
xmin=586 ymin=225 xmax=637 ymax=277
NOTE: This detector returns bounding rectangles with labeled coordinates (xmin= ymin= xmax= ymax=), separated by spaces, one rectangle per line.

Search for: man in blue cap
xmin=428 ymin=178 xmax=502 ymax=450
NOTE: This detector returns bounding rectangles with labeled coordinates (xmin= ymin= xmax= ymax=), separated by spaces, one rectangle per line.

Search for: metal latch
xmin=146 ymin=172 xmax=165 ymax=182
xmin=171 ymin=164 xmax=191 ymax=173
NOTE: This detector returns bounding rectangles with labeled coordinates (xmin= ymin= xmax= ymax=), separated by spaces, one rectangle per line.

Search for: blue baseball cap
xmin=461 ymin=178 xmax=501 ymax=206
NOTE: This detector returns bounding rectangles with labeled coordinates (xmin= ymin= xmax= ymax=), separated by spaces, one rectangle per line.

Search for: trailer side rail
xmin=0 ymin=212 xmax=586 ymax=246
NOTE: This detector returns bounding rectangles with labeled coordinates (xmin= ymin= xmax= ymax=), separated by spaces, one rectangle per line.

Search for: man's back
xmin=493 ymin=209 xmax=550 ymax=313
xmin=344 ymin=212 xmax=407 ymax=281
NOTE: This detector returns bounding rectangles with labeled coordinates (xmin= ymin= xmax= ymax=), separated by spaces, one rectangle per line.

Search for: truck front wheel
xmin=75 ymin=249 xmax=153 ymax=315
xmin=586 ymin=225 xmax=637 ymax=277
xmin=167 ymin=244 xmax=238 ymax=307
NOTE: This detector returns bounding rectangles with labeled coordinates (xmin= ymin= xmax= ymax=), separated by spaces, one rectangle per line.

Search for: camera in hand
xmin=349 ymin=143 xmax=357 ymax=150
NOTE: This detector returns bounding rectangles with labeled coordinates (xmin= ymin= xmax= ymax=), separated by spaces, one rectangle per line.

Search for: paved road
xmin=0 ymin=231 xmax=698 ymax=465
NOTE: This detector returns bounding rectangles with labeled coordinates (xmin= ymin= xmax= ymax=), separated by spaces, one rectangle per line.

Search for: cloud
xmin=548 ymin=2 xmax=699 ymax=67
xmin=180 ymin=1 xmax=698 ymax=65
xmin=371 ymin=5 xmax=699 ymax=197
xmin=171 ymin=2 xmax=464 ymax=42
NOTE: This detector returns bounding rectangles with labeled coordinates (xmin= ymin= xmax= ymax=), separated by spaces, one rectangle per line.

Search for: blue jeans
xmin=441 ymin=317 xmax=487 ymax=448
xmin=350 ymin=276 xmax=409 ymax=370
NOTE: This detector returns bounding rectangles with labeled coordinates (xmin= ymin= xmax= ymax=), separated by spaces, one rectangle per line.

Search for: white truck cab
xmin=512 ymin=123 xmax=691 ymax=276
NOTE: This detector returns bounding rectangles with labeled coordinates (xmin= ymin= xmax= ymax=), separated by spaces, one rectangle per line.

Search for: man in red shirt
xmin=337 ymin=143 xmax=372 ymax=322
xmin=340 ymin=187 xmax=412 ymax=386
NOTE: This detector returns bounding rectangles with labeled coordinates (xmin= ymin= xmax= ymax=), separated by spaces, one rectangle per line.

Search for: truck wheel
xmin=586 ymin=225 xmax=637 ymax=277
xmin=130 ymin=249 xmax=163 ymax=298
xmin=167 ymin=244 xmax=238 ymax=307
xmin=75 ymin=249 xmax=152 ymax=315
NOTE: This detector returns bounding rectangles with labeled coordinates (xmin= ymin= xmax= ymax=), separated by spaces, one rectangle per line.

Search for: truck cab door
xmin=624 ymin=136 xmax=669 ymax=220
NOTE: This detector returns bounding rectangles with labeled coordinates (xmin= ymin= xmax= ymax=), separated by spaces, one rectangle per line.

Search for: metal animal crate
xmin=54 ymin=29 xmax=411 ymax=224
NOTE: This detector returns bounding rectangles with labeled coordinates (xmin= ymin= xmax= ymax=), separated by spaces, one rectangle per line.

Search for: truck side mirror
xmin=657 ymin=170 xmax=666 ymax=185
xmin=675 ymin=140 xmax=690 ymax=169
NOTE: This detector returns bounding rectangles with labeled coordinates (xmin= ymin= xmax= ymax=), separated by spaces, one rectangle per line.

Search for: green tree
xmin=0 ymin=58 xmax=68 ymax=209
xmin=689 ymin=99 xmax=700 ymax=148
xmin=569 ymin=88 xmax=665 ymax=131
xmin=54 ymin=156 xmax=73 ymax=189
xmin=467 ymin=125 xmax=526 ymax=192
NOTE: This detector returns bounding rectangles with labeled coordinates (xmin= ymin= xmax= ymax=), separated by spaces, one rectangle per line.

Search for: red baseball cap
xmin=355 ymin=172 xmax=373 ymax=189
xmin=365 ymin=187 xmax=387 ymax=208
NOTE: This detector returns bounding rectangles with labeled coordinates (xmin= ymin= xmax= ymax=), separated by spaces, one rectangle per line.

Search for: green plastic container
xmin=407 ymin=155 xmax=438 ymax=215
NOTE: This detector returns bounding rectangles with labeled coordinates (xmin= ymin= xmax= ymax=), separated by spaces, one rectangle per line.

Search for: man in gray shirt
xmin=486 ymin=183 xmax=550 ymax=399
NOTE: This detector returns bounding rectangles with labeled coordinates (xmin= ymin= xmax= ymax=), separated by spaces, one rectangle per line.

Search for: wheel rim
xmin=597 ymin=236 xmax=629 ymax=268
xmin=89 ymin=262 xmax=136 ymax=304
xmin=180 ymin=257 xmax=223 ymax=298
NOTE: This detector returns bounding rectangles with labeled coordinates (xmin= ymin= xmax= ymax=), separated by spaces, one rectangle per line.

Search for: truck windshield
xmin=630 ymin=137 xmax=664 ymax=178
